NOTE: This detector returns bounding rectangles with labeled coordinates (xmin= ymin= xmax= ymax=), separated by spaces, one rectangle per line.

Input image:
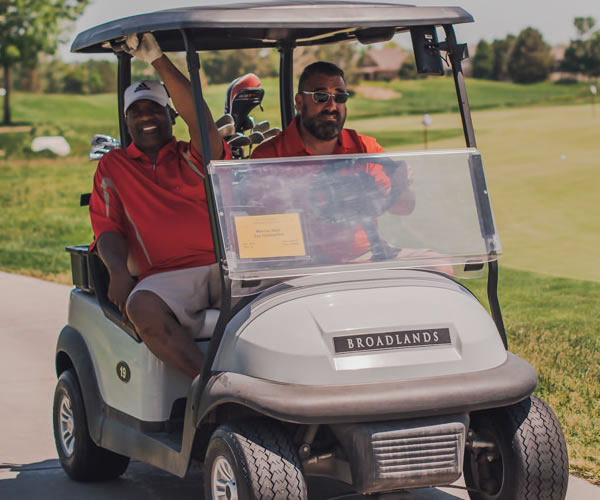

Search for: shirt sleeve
xmin=88 ymin=157 xmax=127 ymax=251
xmin=189 ymin=137 xmax=233 ymax=165
xmin=360 ymin=134 xmax=385 ymax=154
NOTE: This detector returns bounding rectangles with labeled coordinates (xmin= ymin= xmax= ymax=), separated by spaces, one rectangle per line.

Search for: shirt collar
xmin=126 ymin=137 xmax=177 ymax=162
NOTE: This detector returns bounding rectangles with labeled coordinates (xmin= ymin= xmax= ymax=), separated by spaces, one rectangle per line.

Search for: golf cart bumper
xmin=197 ymin=353 xmax=536 ymax=424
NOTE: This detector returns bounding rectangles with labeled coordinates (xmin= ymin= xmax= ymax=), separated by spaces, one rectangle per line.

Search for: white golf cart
xmin=54 ymin=2 xmax=569 ymax=499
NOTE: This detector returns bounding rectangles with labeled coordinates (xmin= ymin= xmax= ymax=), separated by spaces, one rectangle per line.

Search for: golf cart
xmin=55 ymin=2 xmax=569 ymax=499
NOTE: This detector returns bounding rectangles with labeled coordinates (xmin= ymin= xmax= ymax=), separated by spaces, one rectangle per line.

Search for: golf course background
xmin=1 ymin=77 xmax=598 ymax=483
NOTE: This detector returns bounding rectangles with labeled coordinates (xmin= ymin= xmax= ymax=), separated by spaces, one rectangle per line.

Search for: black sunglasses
xmin=301 ymin=90 xmax=350 ymax=104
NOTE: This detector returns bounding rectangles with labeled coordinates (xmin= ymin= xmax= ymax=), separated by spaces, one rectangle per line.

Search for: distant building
xmin=549 ymin=44 xmax=591 ymax=82
xmin=358 ymin=48 xmax=410 ymax=81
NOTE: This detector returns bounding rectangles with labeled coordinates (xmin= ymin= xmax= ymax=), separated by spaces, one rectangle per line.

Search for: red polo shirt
xmin=251 ymin=116 xmax=385 ymax=158
xmin=250 ymin=117 xmax=389 ymax=260
xmin=89 ymin=138 xmax=227 ymax=280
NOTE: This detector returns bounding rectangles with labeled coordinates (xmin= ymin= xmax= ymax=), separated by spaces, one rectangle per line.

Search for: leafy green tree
xmin=0 ymin=0 xmax=89 ymax=124
xmin=472 ymin=39 xmax=494 ymax=79
xmin=562 ymin=17 xmax=600 ymax=77
xmin=508 ymin=27 xmax=552 ymax=83
xmin=491 ymin=35 xmax=516 ymax=81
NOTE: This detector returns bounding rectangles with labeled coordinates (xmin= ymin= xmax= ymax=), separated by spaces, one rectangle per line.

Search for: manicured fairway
xmin=350 ymin=104 xmax=600 ymax=283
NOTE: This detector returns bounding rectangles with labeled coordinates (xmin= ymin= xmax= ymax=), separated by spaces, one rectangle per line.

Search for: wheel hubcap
xmin=212 ymin=455 xmax=238 ymax=500
xmin=58 ymin=394 xmax=75 ymax=457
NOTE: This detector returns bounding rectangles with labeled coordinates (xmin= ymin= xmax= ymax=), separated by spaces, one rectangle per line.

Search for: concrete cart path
xmin=1 ymin=271 xmax=598 ymax=499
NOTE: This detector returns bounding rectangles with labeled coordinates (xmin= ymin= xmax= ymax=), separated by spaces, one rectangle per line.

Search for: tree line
xmin=471 ymin=18 xmax=600 ymax=83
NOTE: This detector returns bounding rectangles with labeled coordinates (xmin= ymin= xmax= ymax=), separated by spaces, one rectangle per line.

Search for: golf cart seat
xmin=67 ymin=245 xmax=219 ymax=341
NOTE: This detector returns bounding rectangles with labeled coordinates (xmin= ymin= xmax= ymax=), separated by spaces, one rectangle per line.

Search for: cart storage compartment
xmin=66 ymin=245 xmax=93 ymax=292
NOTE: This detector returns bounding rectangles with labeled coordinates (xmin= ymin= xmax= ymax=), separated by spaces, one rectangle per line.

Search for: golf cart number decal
xmin=333 ymin=328 xmax=451 ymax=354
xmin=116 ymin=361 xmax=131 ymax=383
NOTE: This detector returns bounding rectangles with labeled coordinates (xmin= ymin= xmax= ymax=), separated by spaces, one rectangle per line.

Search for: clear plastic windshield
xmin=208 ymin=148 xmax=501 ymax=284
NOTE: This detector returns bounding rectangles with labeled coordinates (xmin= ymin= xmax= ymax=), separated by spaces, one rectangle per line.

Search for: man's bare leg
xmin=126 ymin=290 xmax=203 ymax=379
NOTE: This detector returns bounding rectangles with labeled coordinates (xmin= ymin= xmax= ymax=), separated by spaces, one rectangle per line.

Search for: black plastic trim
xmin=55 ymin=326 xmax=106 ymax=445
xmin=194 ymin=353 xmax=537 ymax=425
xmin=117 ymin=53 xmax=132 ymax=148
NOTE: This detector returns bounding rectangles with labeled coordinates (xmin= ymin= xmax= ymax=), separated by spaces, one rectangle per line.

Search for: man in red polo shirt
xmin=89 ymin=33 xmax=228 ymax=379
xmin=251 ymin=61 xmax=415 ymax=261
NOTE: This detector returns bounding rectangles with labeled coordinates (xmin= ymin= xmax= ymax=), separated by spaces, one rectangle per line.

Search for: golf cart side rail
xmin=191 ymin=353 xmax=537 ymax=425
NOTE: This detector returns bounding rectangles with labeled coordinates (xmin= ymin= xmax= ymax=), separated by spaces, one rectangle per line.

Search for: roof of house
xmin=361 ymin=47 xmax=410 ymax=71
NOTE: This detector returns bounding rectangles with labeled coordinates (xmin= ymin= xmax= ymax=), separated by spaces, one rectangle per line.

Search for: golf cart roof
xmin=71 ymin=0 xmax=473 ymax=53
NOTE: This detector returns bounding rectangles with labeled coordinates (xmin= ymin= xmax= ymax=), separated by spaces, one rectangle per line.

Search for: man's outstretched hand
xmin=124 ymin=32 xmax=163 ymax=63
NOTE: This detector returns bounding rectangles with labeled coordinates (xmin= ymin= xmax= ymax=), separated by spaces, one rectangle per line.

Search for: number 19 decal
xmin=116 ymin=361 xmax=131 ymax=383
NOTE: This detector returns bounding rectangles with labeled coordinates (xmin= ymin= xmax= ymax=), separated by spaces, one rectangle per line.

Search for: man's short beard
xmin=302 ymin=110 xmax=346 ymax=141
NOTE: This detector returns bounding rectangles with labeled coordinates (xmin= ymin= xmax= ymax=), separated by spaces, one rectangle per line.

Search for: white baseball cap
xmin=124 ymin=80 xmax=170 ymax=113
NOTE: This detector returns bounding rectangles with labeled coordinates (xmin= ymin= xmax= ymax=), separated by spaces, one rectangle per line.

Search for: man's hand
xmin=107 ymin=269 xmax=136 ymax=324
xmin=124 ymin=32 xmax=163 ymax=63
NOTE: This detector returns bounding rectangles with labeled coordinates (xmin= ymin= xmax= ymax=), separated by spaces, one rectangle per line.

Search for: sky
xmin=60 ymin=0 xmax=600 ymax=61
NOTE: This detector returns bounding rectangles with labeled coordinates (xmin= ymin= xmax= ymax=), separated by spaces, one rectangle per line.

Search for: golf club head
xmin=89 ymin=145 xmax=113 ymax=161
xmin=216 ymin=113 xmax=234 ymax=128
xmin=228 ymin=133 xmax=251 ymax=148
xmin=239 ymin=116 xmax=255 ymax=132
xmin=218 ymin=123 xmax=236 ymax=138
xmin=248 ymin=131 xmax=265 ymax=145
xmin=91 ymin=134 xmax=120 ymax=147
xmin=253 ymin=120 xmax=270 ymax=133
xmin=263 ymin=127 xmax=281 ymax=139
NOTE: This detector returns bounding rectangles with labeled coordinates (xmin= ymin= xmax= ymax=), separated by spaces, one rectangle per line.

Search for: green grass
xmin=464 ymin=267 xmax=600 ymax=483
xmin=0 ymin=158 xmax=94 ymax=282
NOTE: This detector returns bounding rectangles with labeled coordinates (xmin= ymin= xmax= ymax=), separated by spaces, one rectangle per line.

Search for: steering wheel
xmin=307 ymin=157 xmax=407 ymax=260
xmin=308 ymin=157 xmax=405 ymax=225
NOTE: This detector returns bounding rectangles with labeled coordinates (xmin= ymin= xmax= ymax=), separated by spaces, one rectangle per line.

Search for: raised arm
xmin=125 ymin=33 xmax=224 ymax=161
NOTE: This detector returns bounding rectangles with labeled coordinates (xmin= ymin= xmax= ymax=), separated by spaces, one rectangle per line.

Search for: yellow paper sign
xmin=234 ymin=213 xmax=306 ymax=259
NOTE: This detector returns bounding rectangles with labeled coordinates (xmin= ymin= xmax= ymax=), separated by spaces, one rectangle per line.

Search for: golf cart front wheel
xmin=464 ymin=395 xmax=568 ymax=500
xmin=53 ymin=369 xmax=130 ymax=481
xmin=204 ymin=420 xmax=307 ymax=500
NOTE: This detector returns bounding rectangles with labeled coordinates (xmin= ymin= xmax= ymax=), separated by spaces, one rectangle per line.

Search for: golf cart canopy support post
xmin=181 ymin=29 xmax=224 ymax=266
xmin=117 ymin=53 xmax=132 ymax=148
xmin=443 ymin=24 xmax=506 ymax=346
xmin=279 ymin=43 xmax=295 ymax=128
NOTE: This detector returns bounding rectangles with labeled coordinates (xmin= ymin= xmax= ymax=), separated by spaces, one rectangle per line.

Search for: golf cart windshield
xmin=209 ymin=148 xmax=501 ymax=285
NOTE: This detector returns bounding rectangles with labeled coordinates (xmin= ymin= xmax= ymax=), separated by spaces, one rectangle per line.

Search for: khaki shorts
xmin=127 ymin=264 xmax=221 ymax=334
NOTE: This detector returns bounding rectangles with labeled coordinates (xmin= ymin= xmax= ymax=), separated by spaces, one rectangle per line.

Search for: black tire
xmin=53 ymin=369 xmax=130 ymax=481
xmin=204 ymin=420 xmax=307 ymax=500
xmin=464 ymin=396 xmax=569 ymax=500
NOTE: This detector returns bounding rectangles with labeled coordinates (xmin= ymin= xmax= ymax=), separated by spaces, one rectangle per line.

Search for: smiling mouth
xmin=141 ymin=125 xmax=158 ymax=133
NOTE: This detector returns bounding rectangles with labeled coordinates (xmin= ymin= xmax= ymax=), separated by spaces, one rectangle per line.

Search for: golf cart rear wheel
xmin=204 ymin=420 xmax=307 ymax=500
xmin=464 ymin=396 xmax=568 ymax=500
xmin=53 ymin=369 xmax=130 ymax=481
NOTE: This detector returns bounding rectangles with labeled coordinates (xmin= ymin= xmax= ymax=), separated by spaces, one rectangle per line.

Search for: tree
xmin=562 ymin=17 xmax=600 ymax=78
xmin=508 ymin=27 xmax=552 ymax=84
xmin=472 ymin=40 xmax=494 ymax=79
xmin=0 ymin=0 xmax=89 ymax=124
xmin=491 ymin=35 xmax=516 ymax=81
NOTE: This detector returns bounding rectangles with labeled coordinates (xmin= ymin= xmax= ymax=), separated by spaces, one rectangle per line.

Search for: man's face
xmin=125 ymin=99 xmax=174 ymax=153
xmin=296 ymin=73 xmax=347 ymax=142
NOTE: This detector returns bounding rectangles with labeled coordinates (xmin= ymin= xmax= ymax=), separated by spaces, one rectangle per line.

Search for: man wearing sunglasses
xmin=250 ymin=61 xmax=416 ymax=262
xmin=252 ymin=61 xmax=384 ymax=158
